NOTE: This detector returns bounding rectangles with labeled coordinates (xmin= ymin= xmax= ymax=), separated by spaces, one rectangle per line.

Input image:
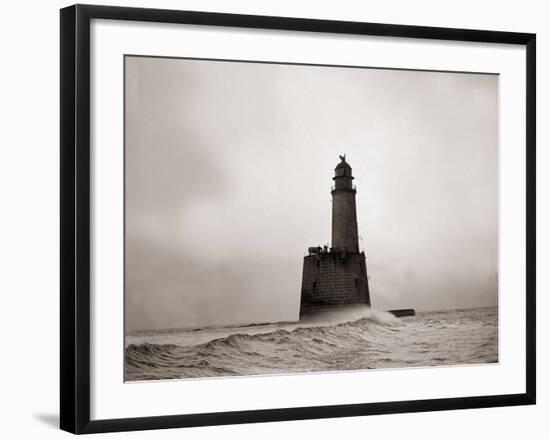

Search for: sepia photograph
xmin=124 ymin=55 xmax=498 ymax=382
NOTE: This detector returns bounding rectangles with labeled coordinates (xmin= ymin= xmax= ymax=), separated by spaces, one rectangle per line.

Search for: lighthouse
xmin=299 ymin=155 xmax=371 ymax=316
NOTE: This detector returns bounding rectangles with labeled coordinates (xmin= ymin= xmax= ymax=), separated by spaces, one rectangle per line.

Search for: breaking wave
xmin=125 ymin=307 xmax=498 ymax=381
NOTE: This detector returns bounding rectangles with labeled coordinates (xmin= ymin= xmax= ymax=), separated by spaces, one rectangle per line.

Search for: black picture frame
xmin=60 ymin=4 xmax=536 ymax=434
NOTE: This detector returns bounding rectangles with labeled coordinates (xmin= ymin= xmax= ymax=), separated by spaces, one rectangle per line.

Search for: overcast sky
xmin=125 ymin=56 xmax=498 ymax=332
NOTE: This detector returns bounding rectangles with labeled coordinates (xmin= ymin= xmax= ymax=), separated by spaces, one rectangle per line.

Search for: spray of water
xmin=299 ymin=305 xmax=399 ymax=326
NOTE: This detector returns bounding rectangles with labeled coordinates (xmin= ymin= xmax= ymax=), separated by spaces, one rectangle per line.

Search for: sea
xmin=125 ymin=306 xmax=498 ymax=382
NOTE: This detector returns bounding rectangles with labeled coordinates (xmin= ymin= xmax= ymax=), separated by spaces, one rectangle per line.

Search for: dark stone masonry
xmin=300 ymin=155 xmax=371 ymax=316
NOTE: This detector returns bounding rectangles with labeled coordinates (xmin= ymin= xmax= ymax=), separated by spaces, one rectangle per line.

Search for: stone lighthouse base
xmin=299 ymin=248 xmax=370 ymax=317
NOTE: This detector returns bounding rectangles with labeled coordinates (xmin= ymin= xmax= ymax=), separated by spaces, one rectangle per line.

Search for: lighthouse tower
xmin=331 ymin=155 xmax=359 ymax=253
xmin=299 ymin=155 xmax=371 ymax=316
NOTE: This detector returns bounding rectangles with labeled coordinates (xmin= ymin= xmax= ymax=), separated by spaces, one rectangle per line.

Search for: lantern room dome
xmin=334 ymin=154 xmax=353 ymax=178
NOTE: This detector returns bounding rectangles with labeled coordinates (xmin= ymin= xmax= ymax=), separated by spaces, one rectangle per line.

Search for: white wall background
xmin=0 ymin=0 xmax=546 ymax=438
